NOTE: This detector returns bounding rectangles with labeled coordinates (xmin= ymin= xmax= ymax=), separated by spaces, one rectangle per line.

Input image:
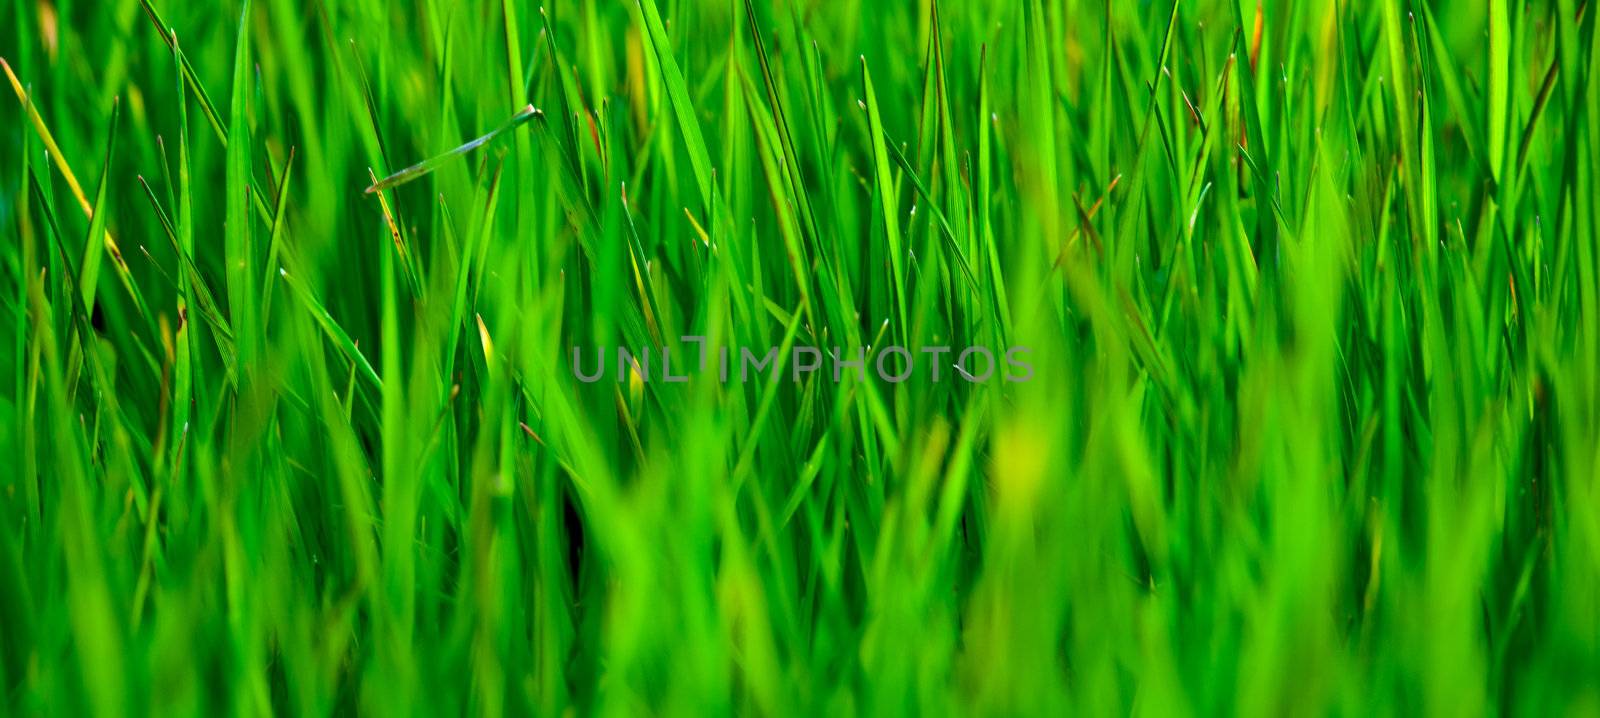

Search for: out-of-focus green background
xmin=2 ymin=0 xmax=1598 ymax=714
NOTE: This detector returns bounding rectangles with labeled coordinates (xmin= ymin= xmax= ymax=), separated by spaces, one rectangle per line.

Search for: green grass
xmin=3 ymin=0 xmax=1600 ymax=714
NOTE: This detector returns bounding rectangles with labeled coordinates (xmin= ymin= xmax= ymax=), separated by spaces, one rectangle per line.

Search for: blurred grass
xmin=2 ymin=0 xmax=1600 ymax=714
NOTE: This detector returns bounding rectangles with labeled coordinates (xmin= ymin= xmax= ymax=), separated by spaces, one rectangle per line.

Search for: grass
xmin=2 ymin=0 xmax=1599 ymax=714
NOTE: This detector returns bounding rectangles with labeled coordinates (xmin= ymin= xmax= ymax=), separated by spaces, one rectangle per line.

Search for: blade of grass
xmin=860 ymin=57 xmax=910 ymax=342
xmin=636 ymin=0 xmax=716 ymax=216
xmin=78 ymin=97 xmax=120 ymax=319
xmin=366 ymin=105 xmax=541 ymax=193
xmin=224 ymin=0 xmax=259 ymax=368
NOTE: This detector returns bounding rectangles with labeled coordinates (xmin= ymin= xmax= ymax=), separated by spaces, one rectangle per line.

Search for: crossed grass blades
xmin=3 ymin=0 xmax=1599 ymax=714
